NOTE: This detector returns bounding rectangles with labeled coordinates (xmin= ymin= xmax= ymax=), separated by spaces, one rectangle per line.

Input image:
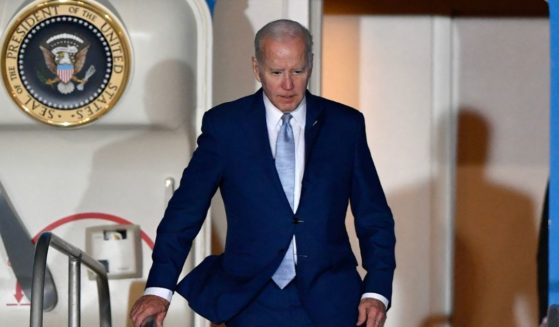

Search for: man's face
xmin=252 ymin=36 xmax=312 ymax=112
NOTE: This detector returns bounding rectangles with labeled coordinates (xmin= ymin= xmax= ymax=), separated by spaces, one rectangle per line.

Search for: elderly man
xmin=130 ymin=19 xmax=395 ymax=327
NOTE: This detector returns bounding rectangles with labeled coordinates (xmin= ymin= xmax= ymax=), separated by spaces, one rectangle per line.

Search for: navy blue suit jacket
xmin=146 ymin=89 xmax=396 ymax=326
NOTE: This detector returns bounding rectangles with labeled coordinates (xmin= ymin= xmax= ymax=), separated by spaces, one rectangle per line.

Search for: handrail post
xmin=549 ymin=304 xmax=559 ymax=327
xmin=30 ymin=232 xmax=51 ymax=327
xmin=97 ymin=273 xmax=112 ymax=327
xmin=69 ymin=256 xmax=81 ymax=327
xmin=30 ymin=232 xmax=111 ymax=327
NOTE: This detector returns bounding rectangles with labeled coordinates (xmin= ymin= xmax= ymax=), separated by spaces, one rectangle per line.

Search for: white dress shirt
xmin=145 ymin=94 xmax=388 ymax=309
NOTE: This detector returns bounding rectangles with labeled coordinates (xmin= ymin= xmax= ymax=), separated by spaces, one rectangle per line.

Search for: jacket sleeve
xmin=146 ymin=111 xmax=224 ymax=290
xmin=350 ymin=113 xmax=396 ymax=304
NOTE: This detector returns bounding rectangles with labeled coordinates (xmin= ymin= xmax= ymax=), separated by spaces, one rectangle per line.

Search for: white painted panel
xmin=453 ymin=18 xmax=549 ymax=327
xmin=454 ymin=18 xmax=549 ymax=166
xmin=324 ymin=15 xmax=437 ymax=327
xmin=358 ymin=16 xmax=434 ymax=327
xmin=431 ymin=16 xmax=455 ymax=323
xmin=325 ymin=15 xmax=550 ymax=327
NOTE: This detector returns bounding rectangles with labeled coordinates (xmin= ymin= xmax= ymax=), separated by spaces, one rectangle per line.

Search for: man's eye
xmin=271 ymin=71 xmax=281 ymax=75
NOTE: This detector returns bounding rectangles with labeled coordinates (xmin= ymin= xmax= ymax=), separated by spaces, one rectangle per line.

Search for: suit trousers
xmin=226 ymin=279 xmax=314 ymax=327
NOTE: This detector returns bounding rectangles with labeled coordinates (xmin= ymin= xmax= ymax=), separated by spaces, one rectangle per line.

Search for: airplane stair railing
xmin=549 ymin=305 xmax=559 ymax=327
xmin=30 ymin=232 xmax=111 ymax=327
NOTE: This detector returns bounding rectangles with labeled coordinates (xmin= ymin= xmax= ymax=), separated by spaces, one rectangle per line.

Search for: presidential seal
xmin=1 ymin=0 xmax=132 ymax=127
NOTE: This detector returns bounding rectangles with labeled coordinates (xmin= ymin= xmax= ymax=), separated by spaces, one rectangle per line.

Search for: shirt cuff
xmin=144 ymin=287 xmax=173 ymax=303
xmin=361 ymin=293 xmax=389 ymax=309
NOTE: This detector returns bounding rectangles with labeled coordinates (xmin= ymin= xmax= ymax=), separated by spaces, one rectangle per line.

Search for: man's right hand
xmin=130 ymin=295 xmax=170 ymax=327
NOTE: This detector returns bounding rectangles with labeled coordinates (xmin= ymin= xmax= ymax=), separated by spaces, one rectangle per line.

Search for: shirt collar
xmin=263 ymin=93 xmax=307 ymax=130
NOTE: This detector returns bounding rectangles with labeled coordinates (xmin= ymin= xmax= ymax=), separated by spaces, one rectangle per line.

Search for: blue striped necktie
xmin=272 ymin=113 xmax=296 ymax=289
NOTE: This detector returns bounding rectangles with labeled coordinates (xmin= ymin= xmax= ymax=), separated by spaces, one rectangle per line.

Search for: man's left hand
xmin=356 ymin=298 xmax=386 ymax=327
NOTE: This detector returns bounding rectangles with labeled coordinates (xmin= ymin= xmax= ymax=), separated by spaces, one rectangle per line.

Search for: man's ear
xmin=307 ymin=53 xmax=314 ymax=76
xmin=252 ymin=56 xmax=261 ymax=82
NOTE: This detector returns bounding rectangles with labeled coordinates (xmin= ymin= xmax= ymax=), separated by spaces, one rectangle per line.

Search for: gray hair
xmin=254 ymin=19 xmax=313 ymax=67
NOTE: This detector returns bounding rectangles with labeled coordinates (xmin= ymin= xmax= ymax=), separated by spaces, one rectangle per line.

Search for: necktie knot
xmin=279 ymin=114 xmax=294 ymax=144
xmin=281 ymin=113 xmax=293 ymax=125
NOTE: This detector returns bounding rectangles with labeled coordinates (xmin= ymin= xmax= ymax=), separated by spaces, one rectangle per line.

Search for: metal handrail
xmin=549 ymin=304 xmax=559 ymax=327
xmin=30 ymin=232 xmax=112 ymax=327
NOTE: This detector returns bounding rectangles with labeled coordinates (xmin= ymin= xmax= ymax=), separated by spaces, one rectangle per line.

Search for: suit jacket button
xmin=293 ymin=218 xmax=303 ymax=224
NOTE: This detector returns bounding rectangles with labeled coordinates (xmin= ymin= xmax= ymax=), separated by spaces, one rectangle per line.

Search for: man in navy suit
xmin=130 ymin=19 xmax=395 ymax=327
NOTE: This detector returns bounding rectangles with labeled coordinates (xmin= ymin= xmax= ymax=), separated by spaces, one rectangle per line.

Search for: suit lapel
xmin=242 ymin=89 xmax=274 ymax=162
xmin=295 ymin=92 xmax=324 ymax=215
xmin=242 ymin=89 xmax=293 ymax=213
xmin=304 ymin=91 xmax=324 ymax=170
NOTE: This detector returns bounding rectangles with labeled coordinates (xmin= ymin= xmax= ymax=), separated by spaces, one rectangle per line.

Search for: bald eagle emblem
xmin=40 ymin=33 xmax=96 ymax=95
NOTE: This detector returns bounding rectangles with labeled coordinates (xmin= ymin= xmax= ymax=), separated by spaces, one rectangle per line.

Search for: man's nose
xmin=281 ymin=75 xmax=294 ymax=90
